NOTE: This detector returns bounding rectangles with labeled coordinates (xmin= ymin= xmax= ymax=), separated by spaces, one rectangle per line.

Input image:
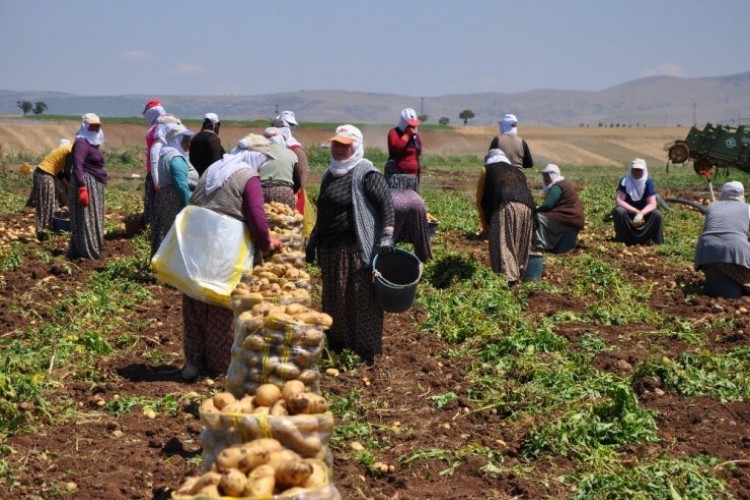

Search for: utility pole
xmin=692 ymin=102 xmax=697 ymax=125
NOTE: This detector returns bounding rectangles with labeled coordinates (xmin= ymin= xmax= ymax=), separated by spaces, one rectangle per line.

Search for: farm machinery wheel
xmin=668 ymin=141 xmax=689 ymax=164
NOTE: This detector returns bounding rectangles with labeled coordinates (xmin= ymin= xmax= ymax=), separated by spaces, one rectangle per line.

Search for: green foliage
xmin=632 ymin=347 xmax=750 ymax=402
xmin=574 ymin=454 xmax=729 ymax=500
xmin=522 ymin=384 xmax=658 ymax=460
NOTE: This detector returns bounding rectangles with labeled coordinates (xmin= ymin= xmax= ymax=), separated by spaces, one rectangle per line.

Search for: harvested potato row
xmin=245 ymin=261 xmax=311 ymax=281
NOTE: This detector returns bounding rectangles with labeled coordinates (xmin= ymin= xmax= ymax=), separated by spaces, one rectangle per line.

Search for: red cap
xmin=142 ymin=99 xmax=162 ymax=113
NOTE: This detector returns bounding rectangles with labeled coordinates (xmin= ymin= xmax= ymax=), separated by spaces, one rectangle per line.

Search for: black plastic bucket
xmin=52 ymin=211 xmax=70 ymax=232
xmin=372 ymin=249 xmax=423 ymax=313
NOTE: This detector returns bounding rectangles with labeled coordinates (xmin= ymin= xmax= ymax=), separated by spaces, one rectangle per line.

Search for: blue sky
xmin=1 ymin=0 xmax=749 ymax=97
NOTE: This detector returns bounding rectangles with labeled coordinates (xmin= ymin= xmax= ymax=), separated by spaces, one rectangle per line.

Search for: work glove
xmin=78 ymin=186 xmax=89 ymax=208
xmin=378 ymin=234 xmax=395 ymax=256
xmin=632 ymin=213 xmax=645 ymax=227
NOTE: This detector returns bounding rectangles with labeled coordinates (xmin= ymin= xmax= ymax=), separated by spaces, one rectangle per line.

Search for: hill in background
xmin=2 ymin=71 xmax=750 ymax=127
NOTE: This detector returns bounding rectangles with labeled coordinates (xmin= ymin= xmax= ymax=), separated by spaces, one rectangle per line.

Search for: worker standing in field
xmin=385 ymin=108 xmax=423 ymax=191
xmin=305 ymin=124 xmax=395 ymax=365
xmin=488 ymin=114 xmax=534 ymax=170
xmin=272 ymin=110 xmax=310 ymax=215
xmin=68 ymin=113 xmax=107 ymax=260
xmin=32 ymin=138 xmax=72 ymax=240
xmin=189 ymin=112 xmax=225 ymax=176
xmin=142 ymin=99 xmax=166 ymax=227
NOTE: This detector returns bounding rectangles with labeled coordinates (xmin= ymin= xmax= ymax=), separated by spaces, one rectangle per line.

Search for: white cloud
xmin=641 ymin=63 xmax=686 ymax=78
xmin=168 ymin=62 xmax=203 ymax=75
xmin=121 ymin=50 xmax=154 ymax=61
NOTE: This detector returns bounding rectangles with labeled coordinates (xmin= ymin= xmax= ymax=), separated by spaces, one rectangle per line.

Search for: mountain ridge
xmin=2 ymin=71 xmax=750 ymax=127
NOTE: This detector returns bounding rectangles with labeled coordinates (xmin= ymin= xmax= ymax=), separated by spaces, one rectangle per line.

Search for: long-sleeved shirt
xmin=72 ymin=137 xmax=107 ymax=185
xmin=387 ymin=127 xmax=422 ymax=175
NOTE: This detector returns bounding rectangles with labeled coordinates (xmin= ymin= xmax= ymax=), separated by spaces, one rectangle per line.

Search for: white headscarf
xmin=327 ymin=124 xmax=364 ymax=177
xmin=160 ymin=123 xmax=192 ymax=157
xmin=542 ymin=164 xmax=565 ymax=193
xmin=398 ymin=108 xmax=420 ymax=131
xmin=204 ymin=154 xmax=256 ymax=195
xmin=720 ymin=181 xmax=745 ymax=202
xmin=484 ymin=148 xmax=511 ymax=166
xmin=263 ymin=127 xmax=285 ymax=145
xmin=272 ymin=111 xmax=302 ymax=148
xmin=620 ymin=158 xmax=648 ymax=202
xmin=499 ymin=114 xmax=518 ymax=135
xmin=76 ymin=113 xmax=104 ymax=146
xmin=143 ymin=105 xmax=165 ymax=128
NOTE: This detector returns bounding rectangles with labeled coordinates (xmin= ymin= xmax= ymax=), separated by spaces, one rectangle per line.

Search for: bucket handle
xmin=372 ymin=269 xmax=382 ymax=283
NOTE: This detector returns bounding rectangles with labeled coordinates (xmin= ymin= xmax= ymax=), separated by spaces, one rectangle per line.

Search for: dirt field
xmin=1 ymin=119 xmax=748 ymax=499
xmin=0 ymin=119 xmax=686 ymax=168
xmin=0 ymin=213 xmax=748 ymax=499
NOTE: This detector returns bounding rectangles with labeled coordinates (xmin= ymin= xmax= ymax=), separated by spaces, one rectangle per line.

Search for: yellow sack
xmin=303 ymin=190 xmax=316 ymax=237
xmin=151 ymin=205 xmax=255 ymax=309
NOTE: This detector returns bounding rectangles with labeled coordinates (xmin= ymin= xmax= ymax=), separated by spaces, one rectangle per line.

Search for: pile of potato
xmin=200 ymin=383 xmax=333 ymax=471
xmin=173 ymin=439 xmax=333 ymax=499
xmin=173 ymin=202 xmax=342 ymax=499
xmin=225 ymin=302 xmax=331 ymax=397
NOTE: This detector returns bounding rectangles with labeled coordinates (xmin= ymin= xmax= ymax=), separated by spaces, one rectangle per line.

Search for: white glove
xmin=632 ymin=213 xmax=644 ymax=227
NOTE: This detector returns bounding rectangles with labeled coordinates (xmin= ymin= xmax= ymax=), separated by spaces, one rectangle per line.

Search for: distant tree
xmin=17 ymin=100 xmax=33 ymax=115
xmin=438 ymin=117 xmax=450 ymax=126
xmin=418 ymin=114 xmax=428 ymax=123
xmin=32 ymin=101 xmax=48 ymax=115
xmin=458 ymin=109 xmax=475 ymax=126
xmin=598 ymin=122 xmax=603 ymax=127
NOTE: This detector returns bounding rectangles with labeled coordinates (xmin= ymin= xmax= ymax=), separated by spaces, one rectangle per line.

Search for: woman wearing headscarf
xmin=261 ymin=126 xmax=301 ymax=208
xmin=145 ymin=106 xmax=183 ymax=229
xmin=189 ymin=112 xmax=225 ymax=176
xmin=68 ymin=113 xmax=107 ymax=260
xmin=695 ymin=181 xmax=750 ymax=293
xmin=272 ymin=110 xmax=310 ymax=214
xmin=150 ymin=123 xmax=199 ymax=258
xmin=181 ymin=144 xmax=282 ymax=381
xmin=305 ymin=124 xmax=395 ymax=365
xmin=533 ymin=164 xmax=585 ymax=252
xmin=476 ymin=148 xmax=536 ymax=284
xmin=488 ymin=114 xmax=534 ymax=170
xmin=32 ymin=138 xmax=72 ymax=240
xmin=142 ymin=99 xmax=165 ymax=226
xmin=612 ymin=158 xmax=663 ymax=246
xmin=386 ymin=108 xmax=423 ymax=191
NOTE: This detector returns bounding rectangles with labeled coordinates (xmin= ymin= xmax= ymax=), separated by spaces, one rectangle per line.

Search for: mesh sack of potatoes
xmin=174 ymin=427 xmax=339 ymax=499
xmin=231 ymin=283 xmax=311 ymax=313
xmin=225 ymin=303 xmax=331 ymax=398
xmin=199 ymin=386 xmax=334 ymax=474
